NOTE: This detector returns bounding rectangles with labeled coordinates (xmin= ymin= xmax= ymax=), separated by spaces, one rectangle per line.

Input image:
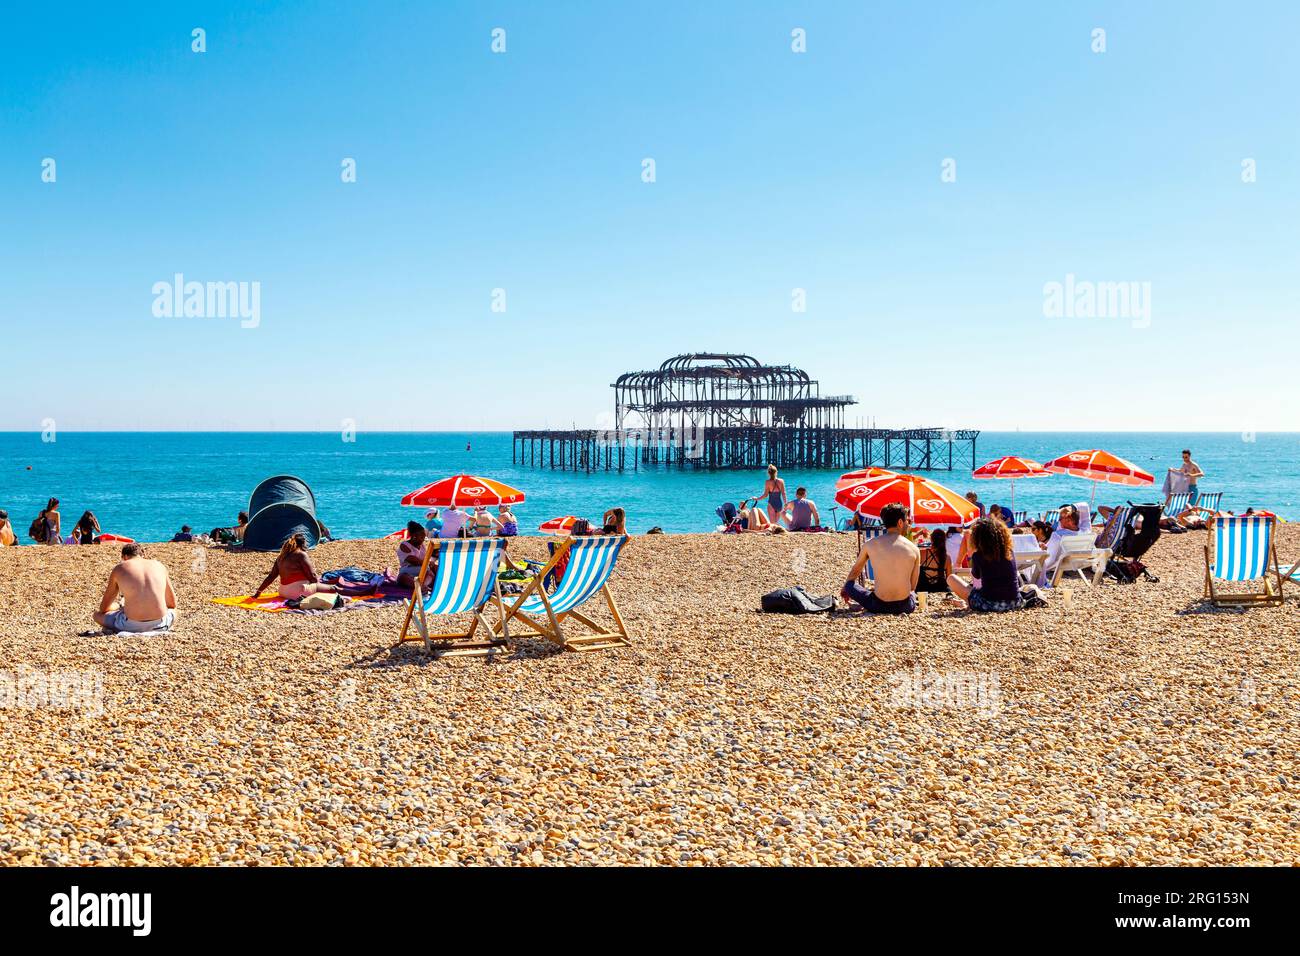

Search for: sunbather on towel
xmin=252 ymin=533 xmax=339 ymax=601
xmin=94 ymin=543 xmax=177 ymax=633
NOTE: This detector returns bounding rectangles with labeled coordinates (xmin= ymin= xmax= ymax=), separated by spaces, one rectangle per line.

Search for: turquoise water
xmin=0 ymin=432 xmax=1295 ymax=542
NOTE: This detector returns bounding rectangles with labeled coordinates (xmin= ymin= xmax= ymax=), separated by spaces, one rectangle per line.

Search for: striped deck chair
xmin=1012 ymin=511 xmax=1028 ymax=526
xmin=396 ymin=538 xmax=511 ymax=657
xmin=1042 ymin=510 xmax=1061 ymax=530
xmin=1094 ymin=506 xmax=1131 ymax=553
xmin=1195 ymin=492 xmax=1223 ymax=514
xmin=1203 ymin=515 xmax=1284 ymax=607
xmin=499 ymin=536 xmax=630 ymax=651
xmin=855 ymin=526 xmax=889 ymax=583
xmin=1162 ymin=492 xmax=1193 ymax=520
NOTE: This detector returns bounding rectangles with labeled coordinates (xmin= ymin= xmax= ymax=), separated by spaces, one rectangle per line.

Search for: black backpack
xmin=761 ymin=586 xmax=834 ymax=614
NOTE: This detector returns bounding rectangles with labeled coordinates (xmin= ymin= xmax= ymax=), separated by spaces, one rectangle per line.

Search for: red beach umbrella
xmin=97 ymin=533 xmax=134 ymax=544
xmin=1044 ymin=449 xmax=1154 ymax=506
xmin=834 ymin=466 xmax=896 ymax=492
xmin=401 ymin=474 xmax=525 ymax=508
xmin=539 ymin=515 xmax=583 ymax=535
xmin=383 ymin=528 xmax=409 ymax=541
xmin=834 ymin=472 xmax=979 ymax=527
xmin=971 ymin=456 xmax=1050 ymax=512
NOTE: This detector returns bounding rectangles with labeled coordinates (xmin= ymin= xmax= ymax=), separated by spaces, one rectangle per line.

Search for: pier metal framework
xmin=513 ymin=353 xmax=978 ymax=472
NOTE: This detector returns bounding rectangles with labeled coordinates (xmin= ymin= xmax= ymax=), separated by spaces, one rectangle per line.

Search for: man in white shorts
xmin=94 ymin=543 xmax=178 ymax=633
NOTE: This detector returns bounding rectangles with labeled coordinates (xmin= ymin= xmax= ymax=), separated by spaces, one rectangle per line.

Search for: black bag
xmin=761 ymin=586 xmax=834 ymax=614
xmin=1105 ymin=558 xmax=1156 ymax=584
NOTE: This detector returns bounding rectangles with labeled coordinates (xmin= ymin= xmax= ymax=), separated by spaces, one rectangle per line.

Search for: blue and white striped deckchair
xmin=1042 ymin=509 xmax=1061 ymax=530
xmin=1012 ymin=511 xmax=1028 ymax=526
xmin=1203 ymin=516 xmax=1284 ymax=606
xmin=500 ymin=536 xmax=630 ymax=651
xmin=855 ymin=526 xmax=889 ymax=582
xmin=1095 ymin=506 xmax=1131 ymax=553
xmin=1195 ymin=492 xmax=1223 ymax=514
xmin=396 ymin=538 xmax=511 ymax=656
xmin=1162 ymin=492 xmax=1194 ymax=519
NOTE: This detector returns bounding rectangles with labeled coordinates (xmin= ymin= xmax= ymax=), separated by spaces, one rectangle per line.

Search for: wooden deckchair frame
xmin=496 ymin=537 xmax=630 ymax=652
xmin=1203 ymin=517 xmax=1285 ymax=607
xmin=396 ymin=539 xmax=511 ymax=657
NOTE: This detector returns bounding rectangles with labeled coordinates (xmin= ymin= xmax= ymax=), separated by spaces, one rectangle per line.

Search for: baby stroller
xmin=716 ymin=501 xmax=744 ymax=534
xmin=1104 ymin=503 xmax=1162 ymax=583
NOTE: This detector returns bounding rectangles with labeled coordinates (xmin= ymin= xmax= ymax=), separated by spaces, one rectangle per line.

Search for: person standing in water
xmin=759 ymin=465 xmax=787 ymax=526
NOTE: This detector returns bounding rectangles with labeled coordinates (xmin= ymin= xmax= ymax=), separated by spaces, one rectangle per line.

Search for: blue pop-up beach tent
xmin=242 ymin=474 xmax=322 ymax=551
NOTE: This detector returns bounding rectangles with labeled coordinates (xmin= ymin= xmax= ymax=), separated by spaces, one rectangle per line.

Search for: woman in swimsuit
xmin=916 ymin=528 xmax=951 ymax=592
xmin=75 ymin=510 xmax=101 ymax=545
xmin=497 ymin=505 xmax=519 ymax=537
xmin=251 ymin=533 xmax=340 ymax=601
xmin=472 ymin=506 xmax=502 ymax=537
xmin=759 ymin=465 xmax=787 ymax=526
xmin=602 ymin=507 xmax=626 ymax=535
xmin=44 ymin=498 xmax=61 ymax=545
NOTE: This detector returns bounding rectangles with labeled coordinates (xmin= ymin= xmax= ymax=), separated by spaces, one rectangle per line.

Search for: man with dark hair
xmin=841 ymin=502 xmax=920 ymax=614
xmin=783 ymin=486 xmax=820 ymax=530
xmin=94 ymin=544 xmax=177 ymax=633
xmin=1179 ymin=449 xmax=1204 ymax=501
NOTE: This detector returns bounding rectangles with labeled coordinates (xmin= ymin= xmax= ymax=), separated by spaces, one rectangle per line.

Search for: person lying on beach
xmin=0 ymin=510 xmax=16 ymax=547
xmin=738 ymin=498 xmax=770 ymax=532
xmin=94 ymin=543 xmax=177 ymax=633
xmin=171 ymin=525 xmax=195 ymax=542
xmin=601 ymin=507 xmax=627 ymax=535
xmin=251 ymin=533 xmax=340 ymax=601
xmin=948 ymin=517 xmax=1024 ymax=612
xmin=782 ymin=487 xmax=820 ymax=530
xmin=396 ymin=522 xmax=437 ymax=590
xmin=841 ymin=502 xmax=919 ymax=614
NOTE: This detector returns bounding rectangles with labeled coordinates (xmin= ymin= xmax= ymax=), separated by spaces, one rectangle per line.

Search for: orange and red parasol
xmin=1044 ymin=449 xmax=1154 ymax=505
xmin=400 ymin=475 xmax=525 ymax=508
xmin=834 ymin=472 xmax=979 ymax=527
xmin=971 ymin=456 xmax=1050 ymax=512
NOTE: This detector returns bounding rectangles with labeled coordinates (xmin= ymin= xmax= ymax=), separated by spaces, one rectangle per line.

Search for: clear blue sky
xmin=3 ymin=1 xmax=1297 ymax=432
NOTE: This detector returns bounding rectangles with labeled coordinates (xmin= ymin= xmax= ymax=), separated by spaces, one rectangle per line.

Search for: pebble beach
xmin=1 ymin=528 xmax=1297 ymax=867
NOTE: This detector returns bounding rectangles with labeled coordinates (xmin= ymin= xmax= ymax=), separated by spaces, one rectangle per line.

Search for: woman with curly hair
xmin=947 ymin=516 xmax=1023 ymax=612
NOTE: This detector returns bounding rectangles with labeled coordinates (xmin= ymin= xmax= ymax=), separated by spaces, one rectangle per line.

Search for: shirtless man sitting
xmin=94 ymin=543 xmax=178 ymax=633
xmin=841 ymin=502 xmax=920 ymax=614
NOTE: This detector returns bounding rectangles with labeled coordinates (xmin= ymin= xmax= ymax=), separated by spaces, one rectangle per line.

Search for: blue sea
xmin=0 ymin=432 xmax=1295 ymax=543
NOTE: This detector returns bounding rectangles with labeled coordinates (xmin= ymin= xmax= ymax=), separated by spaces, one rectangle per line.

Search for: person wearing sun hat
xmin=423 ymin=509 xmax=442 ymax=536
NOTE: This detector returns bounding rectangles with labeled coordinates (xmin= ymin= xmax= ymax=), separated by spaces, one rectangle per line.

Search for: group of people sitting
xmin=18 ymin=499 xmax=107 ymax=545
xmin=840 ymin=499 xmax=1109 ymax=615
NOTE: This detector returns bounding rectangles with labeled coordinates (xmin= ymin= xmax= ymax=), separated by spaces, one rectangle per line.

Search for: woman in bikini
xmin=74 ymin=510 xmax=101 ymax=545
xmin=251 ymin=533 xmax=340 ymax=601
xmin=43 ymin=498 xmax=62 ymax=545
xmin=758 ymin=465 xmax=787 ymax=526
